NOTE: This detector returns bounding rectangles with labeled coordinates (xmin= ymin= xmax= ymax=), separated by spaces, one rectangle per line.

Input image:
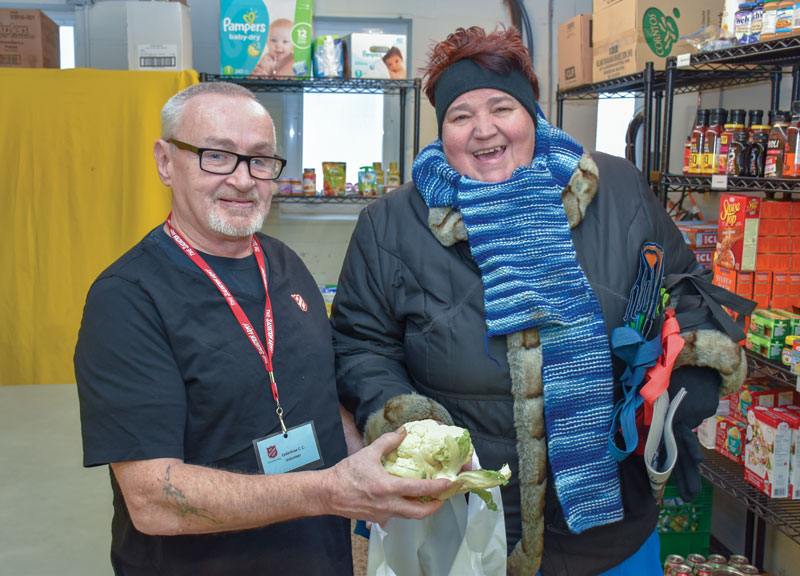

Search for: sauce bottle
xmin=747 ymin=109 xmax=764 ymax=141
xmin=748 ymin=132 xmax=769 ymax=176
xmin=372 ymin=162 xmax=385 ymax=193
xmin=718 ymin=109 xmax=746 ymax=174
xmin=702 ymin=108 xmax=726 ymax=175
xmin=727 ymin=131 xmax=750 ymax=175
xmin=782 ymin=100 xmax=800 ymax=178
xmin=689 ymin=109 xmax=709 ymax=175
xmin=302 ymin=167 xmax=316 ymax=195
xmin=765 ymin=110 xmax=791 ymax=178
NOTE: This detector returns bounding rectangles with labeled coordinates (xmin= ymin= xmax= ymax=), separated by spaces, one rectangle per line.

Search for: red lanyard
xmin=166 ymin=215 xmax=287 ymax=433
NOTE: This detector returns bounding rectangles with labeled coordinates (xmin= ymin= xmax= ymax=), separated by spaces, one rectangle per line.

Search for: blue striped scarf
xmin=412 ymin=107 xmax=623 ymax=534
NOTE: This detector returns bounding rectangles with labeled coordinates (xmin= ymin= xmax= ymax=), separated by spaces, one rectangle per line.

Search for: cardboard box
xmin=0 ymin=9 xmax=59 ymax=68
xmin=558 ymin=14 xmax=593 ymax=90
xmin=593 ymin=0 xmax=625 ymax=10
xmin=79 ymin=1 xmax=192 ymax=71
xmin=345 ymin=32 xmax=407 ymax=79
xmin=220 ymin=0 xmax=313 ymax=77
xmin=731 ymin=379 xmax=777 ymax=422
xmin=716 ymin=195 xmax=761 ymax=271
xmin=677 ymin=221 xmax=718 ymax=248
xmin=716 ymin=414 xmax=747 ymax=465
xmin=745 ymin=406 xmax=791 ymax=499
xmin=593 ymin=0 xmax=714 ymax=83
xmin=772 ymin=407 xmax=800 ymax=499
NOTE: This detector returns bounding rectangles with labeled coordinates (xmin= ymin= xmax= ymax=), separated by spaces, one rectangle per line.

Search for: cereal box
xmin=716 ymin=195 xmax=761 ymax=271
xmin=744 ymin=406 xmax=791 ymax=498
xmin=716 ymin=414 xmax=747 ymax=465
xmin=220 ymin=0 xmax=313 ymax=78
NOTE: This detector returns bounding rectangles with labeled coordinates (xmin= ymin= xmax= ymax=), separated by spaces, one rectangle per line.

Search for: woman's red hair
xmin=421 ymin=26 xmax=539 ymax=106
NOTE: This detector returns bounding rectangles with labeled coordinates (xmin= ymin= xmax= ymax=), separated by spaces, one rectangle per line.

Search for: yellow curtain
xmin=0 ymin=68 xmax=198 ymax=385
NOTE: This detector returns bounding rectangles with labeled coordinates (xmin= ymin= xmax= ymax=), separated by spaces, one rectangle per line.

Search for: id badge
xmin=253 ymin=421 xmax=324 ymax=475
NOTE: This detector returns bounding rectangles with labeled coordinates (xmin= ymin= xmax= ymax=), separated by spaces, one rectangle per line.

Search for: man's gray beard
xmin=207 ymin=203 xmax=267 ymax=237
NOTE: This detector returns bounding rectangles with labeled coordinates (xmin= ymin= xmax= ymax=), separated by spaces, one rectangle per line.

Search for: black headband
xmin=433 ymin=58 xmax=537 ymax=137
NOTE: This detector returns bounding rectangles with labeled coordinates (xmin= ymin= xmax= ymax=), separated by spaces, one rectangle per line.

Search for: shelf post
xmin=660 ymin=57 xmax=677 ymax=206
xmin=556 ymin=91 xmax=564 ymax=129
xmin=793 ymin=64 xmax=800 ymax=105
xmin=771 ymin=69 xmax=783 ymax=113
xmin=399 ymin=86 xmax=407 ymax=182
xmin=643 ymin=62 xmax=654 ymax=182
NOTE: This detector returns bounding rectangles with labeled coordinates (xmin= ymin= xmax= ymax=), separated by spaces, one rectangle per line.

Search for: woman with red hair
xmin=332 ymin=26 xmax=748 ymax=575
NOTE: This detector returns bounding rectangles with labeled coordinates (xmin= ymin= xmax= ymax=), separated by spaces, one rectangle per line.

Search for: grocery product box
xmin=746 ymin=332 xmax=783 ymax=361
xmin=761 ymin=201 xmax=794 ymax=219
xmin=713 ymin=265 xmax=754 ymax=299
xmin=753 ymin=271 xmax=773 ymax=309
xmin=592 ymin=0 xmax=714 ymax=82
xmin=715 ymin=414 xmax=747 ymax=465
xmin=78 ymin=1 xmax=192 ymax=71
xmin=774 ymin=309 xmax=800 ymax=336
xmin=772 ymin=407 xmax=800 ymax=500
xmin=730 ymin=380 xmax=777 ymax=422
xmin=677 ymin=221 xmax=718 ymax=249
xmin=345 ymin=32 xmax=408 ymax=79
xmin=593 ymin=0 xmax=624 ymax=10
xmin=220 ymin=0 xmax=313 ymax=77
xmin=716 ymin=195 xmax=761 ymax=272
xmin=0 ymin=8 xmax=59 ymax=69
xmin=750 ymin=309 xmax=792 ymax=341
xmin=558 ymin=14 xmax=593 ymax=90
xmin=693 ymin=249 xmax=713 ymax=268
xmin=745 ymin=406 xmax=791 ymax=499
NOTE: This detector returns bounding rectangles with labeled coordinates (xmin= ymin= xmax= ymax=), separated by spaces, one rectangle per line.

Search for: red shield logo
xmin=266 ymin=445 xmax=278 ymax=459
xmin=291 ymin=293 xmax=308 ymax=311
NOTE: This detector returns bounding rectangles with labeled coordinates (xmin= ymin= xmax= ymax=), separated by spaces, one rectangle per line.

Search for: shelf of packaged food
xmin=699 ymin=447 xmax=800 ymax=546
xmin=200 ymin=74 xmax=420 ymax=95
xmin=271 ymin=194 xmax=380 ymax=204
xmin=659 ymin=174 xmax=800 ymax=195
xmin=686 ymin=36 xmax=800 ymax=69
xmin=745 ymin=348 xmax=799 ymax=389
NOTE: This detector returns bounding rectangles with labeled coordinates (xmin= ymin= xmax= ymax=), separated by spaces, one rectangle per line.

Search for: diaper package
xmin=220 ymin=0 xmax=313 ymax=78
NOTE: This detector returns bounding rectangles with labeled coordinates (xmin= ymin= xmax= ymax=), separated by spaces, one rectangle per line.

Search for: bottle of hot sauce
xmin=717 ymin=109 xmax=745 ymax=174
xmin=701 ymin=108 xmax=726 ymax=175
xmin=689 ymin=109 xmax=709 ymax=175
xmin=765 ymin=110 xmax=791 ymax=178
xmin=782 ymin=101 xmax=800 ymax=178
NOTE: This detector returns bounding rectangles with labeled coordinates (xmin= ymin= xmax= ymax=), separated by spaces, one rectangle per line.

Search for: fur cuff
xmin=674 ymin=329 xmax=748 ymax=397
xmin=364 ymin=394 xmax=454 ymax=444
xmin=428 ymin=206 xmax=467 ymax=247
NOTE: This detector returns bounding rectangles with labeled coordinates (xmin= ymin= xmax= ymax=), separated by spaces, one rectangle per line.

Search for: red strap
xmin=639 ymin=308 xmax=685 ymax=426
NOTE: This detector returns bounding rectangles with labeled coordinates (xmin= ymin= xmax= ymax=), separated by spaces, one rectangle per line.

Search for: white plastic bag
xmin=366 ymin=454 xmax=507 ymax=576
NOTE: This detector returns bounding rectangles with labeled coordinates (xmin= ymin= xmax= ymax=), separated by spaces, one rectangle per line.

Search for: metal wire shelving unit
xmin=200 ymin=74 xmax=421 ymax=194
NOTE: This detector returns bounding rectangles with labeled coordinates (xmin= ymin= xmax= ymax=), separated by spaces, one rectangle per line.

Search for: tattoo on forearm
xmin=158 ymin=465 xmax=222 ymax=525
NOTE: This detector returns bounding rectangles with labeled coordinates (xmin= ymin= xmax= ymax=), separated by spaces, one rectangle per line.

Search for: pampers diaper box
xmin=220 ymin=0 xmax=313 ymax=77
xmin=345 ymin=33 xmax=407 ymax=79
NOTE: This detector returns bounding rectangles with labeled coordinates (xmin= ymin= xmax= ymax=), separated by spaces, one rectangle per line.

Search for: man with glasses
xmin=74 ymin=82 xmax=450 ymax=575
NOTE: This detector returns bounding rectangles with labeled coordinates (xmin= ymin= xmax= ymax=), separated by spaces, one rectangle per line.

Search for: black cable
xmin=505 ymin=0 xmax=534 ymax=63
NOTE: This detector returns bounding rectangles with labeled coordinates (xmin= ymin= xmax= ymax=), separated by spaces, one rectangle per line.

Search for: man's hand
xmin=324 ymin=428 xmax=452 ymax=525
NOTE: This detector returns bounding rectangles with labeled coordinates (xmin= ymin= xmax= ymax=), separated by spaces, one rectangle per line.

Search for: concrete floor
xmin=0 ymin=384 xmax=113 ymax=575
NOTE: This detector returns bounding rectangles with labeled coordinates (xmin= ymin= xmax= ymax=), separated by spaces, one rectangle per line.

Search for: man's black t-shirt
xmin=75 ymin=226 xmax=352 ymax=575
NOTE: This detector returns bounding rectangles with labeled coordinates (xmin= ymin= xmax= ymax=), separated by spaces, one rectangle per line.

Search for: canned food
xmin=707 ymin=554 xmax=728 ymax=566
xmin=709 ymin=568 xmax=745 ymax=575
xmin=686 ymin=553 xmax=707 ymax=568
xmin=695 ymin=563 xmax=714 ymax=576
xmin=664 ymin=554 xmax=685 ymax=573
xmin=728 ymin=555 xmax=750 ymax=568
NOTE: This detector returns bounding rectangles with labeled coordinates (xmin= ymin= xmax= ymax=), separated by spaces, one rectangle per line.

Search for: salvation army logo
xmin=266 ymin=445 xmax=278 ymax=459
xmin=291 ymin=293 xmax=308 ymax=311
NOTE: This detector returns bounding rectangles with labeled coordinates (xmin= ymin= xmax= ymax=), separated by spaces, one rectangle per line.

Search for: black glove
xmin=668 ymin=366 xmax=721 ymax=502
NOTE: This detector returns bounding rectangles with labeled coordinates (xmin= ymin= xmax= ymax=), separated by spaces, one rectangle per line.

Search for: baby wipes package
xmin=220 ymin=0 xmax=312 ymax=77
xmin=345 ymin=33 xmax=407 ymax=79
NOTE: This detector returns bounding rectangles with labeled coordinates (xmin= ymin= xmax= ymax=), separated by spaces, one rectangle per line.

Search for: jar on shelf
xmin=749 ymin=2 xmax=764 ymax=42
xmin=775 ymin=0 xmax=796 ymax=37
xmin=761 ymin=0 xmax=781 ymax=41
xmin=386 ymin=161 xmax=401 ymax=186
xmin=735 ymin=3 xmax=754 ymax=44
xmin=302 ymin=167 xmax=317 ymax=195
xmin=372 ymin=162 xmax=385 ymax=193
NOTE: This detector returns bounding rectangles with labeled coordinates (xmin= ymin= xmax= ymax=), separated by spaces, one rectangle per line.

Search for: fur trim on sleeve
xmin=674 ymin=329 xmax=748 ymax=397
xmin=428 ymin=206 xmax=468 ymax=247
xmin=364 ymin=394 xmax=454 ymax=444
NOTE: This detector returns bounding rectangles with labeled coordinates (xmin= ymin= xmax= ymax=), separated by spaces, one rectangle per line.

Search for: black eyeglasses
xmin=169 ymin=139 xmax=286 ymax=181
